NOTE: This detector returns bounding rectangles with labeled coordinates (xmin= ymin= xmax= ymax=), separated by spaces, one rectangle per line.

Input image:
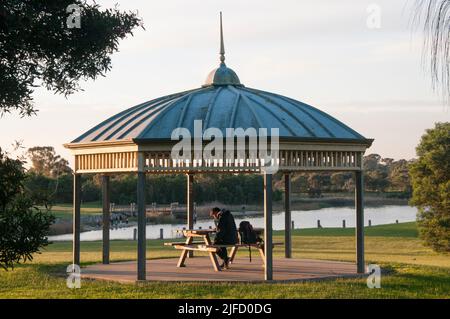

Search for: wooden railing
xmin=75 ymin=152 xmax=138 ymax=173
xmin=73 ymin=150 xmax=363 ymax=174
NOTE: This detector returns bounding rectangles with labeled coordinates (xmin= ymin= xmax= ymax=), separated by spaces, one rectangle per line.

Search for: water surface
xmin=48 ymin=205 xmax=417 ymax=241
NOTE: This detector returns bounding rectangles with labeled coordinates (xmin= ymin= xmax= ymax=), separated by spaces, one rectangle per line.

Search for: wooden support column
xmin=355 ymin=170 xmax=365 ymax=274
xmin=137 ymin=172 xmax=146 ymax=280
xmin=137 ymin=153 xmax=147 ymax=281
xmin=284 ymin=173 xmax=292 ymax=258
xmin=187 ymin=174 xmax=194 ymax=257
xmin=102 ymin=175 xmax=110 ymax=264
xmin=264 ymin=173 xmax=273 ymax=280
xmin=73 ymin=173 xmax=81 ymax=266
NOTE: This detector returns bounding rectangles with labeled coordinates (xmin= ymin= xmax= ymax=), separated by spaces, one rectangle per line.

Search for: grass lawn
xmin=0 ymin=222 xmax=449 ymax=298
xmin=47 ymin=203 xmax=102 ymax=219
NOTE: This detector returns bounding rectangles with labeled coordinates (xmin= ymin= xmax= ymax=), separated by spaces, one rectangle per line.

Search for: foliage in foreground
xmin=0 ymin=149 xmax=54 ymax=270
xmin=0 ymin=0 xmax=142 ymax=116
xmin=410 ymin=122 xmax=450 ymax=252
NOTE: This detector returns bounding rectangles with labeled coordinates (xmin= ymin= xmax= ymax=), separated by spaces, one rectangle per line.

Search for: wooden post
xmin=187 ymin=174 xmax=194 ymax=257
xmin=264 ymin=173 xmax=273 ymax=280
xmin=159 ymin=228 xmax=164 ymax=239
xmin=284 ymin=173 xmax=292 ymax=258
xmin=355 ymin=171 xmax=365 ymax=274
xmin=102 ymin=175 xmax=110 ymax=264
xmin=368 ymin=220 xmax=372 ymax=227
xmin=137 ymin=171 xmax=146 ymax=281
xmin=317 ymin=220 xmax=321 ymax=228
xmin=291 ymin=221 xmax=294 ymax=230
xmin=73 ymin=174 xmax=81 ymax=266
xmin=342 ymin=219 xmax=346 ymax=229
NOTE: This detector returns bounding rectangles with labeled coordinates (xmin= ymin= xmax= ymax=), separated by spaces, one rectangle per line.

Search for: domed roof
xmin=70 ymin=13 xmax=370 ymax=146
xmin=72 ymin=85 xmax=368 ymax=144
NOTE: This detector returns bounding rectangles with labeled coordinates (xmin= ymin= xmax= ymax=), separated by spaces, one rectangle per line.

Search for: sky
xmin=0 ymin=0 xmax=448 ymax=167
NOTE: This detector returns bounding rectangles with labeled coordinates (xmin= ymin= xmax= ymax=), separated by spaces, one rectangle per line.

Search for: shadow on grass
xmin=33 ymin=263 xmax=68 ymax=278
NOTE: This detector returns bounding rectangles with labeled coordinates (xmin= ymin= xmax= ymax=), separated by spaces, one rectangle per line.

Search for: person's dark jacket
xmin=214 ymin=210 xmax=238 ymax=245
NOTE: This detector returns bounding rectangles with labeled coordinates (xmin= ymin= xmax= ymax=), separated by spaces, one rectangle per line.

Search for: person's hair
xmin=211 ymin=207 xmax=221 ymax=213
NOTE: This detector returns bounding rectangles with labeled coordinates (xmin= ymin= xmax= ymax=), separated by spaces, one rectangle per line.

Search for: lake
xmin=48 ymin=205 xmax=417 ymax=241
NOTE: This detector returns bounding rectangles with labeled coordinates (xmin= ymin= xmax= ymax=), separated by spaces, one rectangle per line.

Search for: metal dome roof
xmin=70 ymin=13 xmax=370 ymax=146
xmin=72 ymin=84 xmax=368 ymax=144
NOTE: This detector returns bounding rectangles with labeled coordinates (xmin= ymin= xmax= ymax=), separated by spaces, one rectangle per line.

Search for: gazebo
xmin=65 ymin=14 xmax=373 ymax=282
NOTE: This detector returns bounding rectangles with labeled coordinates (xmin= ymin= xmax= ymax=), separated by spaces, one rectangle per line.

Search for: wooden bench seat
xmin=173 ymin=244 xmax=219 ymax=253
xmin=167 ymin=242 xmax=283 ymax=249
xmin=206 ymin=242 xmax=284 ymax=248
xmin=172 ymin=242 xmax=284 ymax=266
xmin=164 ymin=241 xmax=205 ymax=246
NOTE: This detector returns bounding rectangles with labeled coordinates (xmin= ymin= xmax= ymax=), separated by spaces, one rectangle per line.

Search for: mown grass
xmin=0 ymin=222 xmax=449 ymax=298
xmin=274 ymin=222 xmax=419 ymax=237
xmin=1 ymin=262 xmax=448 ymax=299
xmin=48 ymin=204 xmax=102 ymax=219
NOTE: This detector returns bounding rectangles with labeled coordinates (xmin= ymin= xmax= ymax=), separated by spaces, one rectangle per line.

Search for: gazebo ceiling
xmin=71 ymin=84 xmax=370 ymax=145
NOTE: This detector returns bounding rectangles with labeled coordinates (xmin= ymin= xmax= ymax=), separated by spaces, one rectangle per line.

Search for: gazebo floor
xmin=82 ymin=257 xmax=363 ymax=283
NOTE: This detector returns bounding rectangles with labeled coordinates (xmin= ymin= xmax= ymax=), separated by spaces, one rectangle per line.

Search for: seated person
xmin=210 ymin=207 xmax=238 ymax=269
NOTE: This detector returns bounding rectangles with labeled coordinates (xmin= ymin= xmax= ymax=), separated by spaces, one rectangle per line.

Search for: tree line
xmin=22 ymin=146 xmax=413 ymax=207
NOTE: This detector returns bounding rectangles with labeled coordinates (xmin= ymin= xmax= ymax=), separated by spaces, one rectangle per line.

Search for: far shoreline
xmin=48 ymin=193 xmax=410 ymax=236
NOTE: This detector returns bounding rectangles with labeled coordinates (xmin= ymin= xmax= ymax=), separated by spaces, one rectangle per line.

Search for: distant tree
xmin=410 ymin=122 xmax=450 ymax=252
xmin=0 ymin=148 xmax=54 ymax=270
xmin=51 ymin=173 xmax=73 ymax=203
xmin=243 ymin=175 xmax=264 ymax=203
xmin=0 ymin=0 xmax=142 ymax=116
xmin=364 ymin=154 xmax=383 ymax=171
xmin=366 ymin=170 xmax=389 ymax=192
xmin=291 ymin=174 xmax=308 ymax=193
xmin=27 ymin=146 xmax=72 ymax=177
xmin=81 ymin=178 xmax=101 ymax=203
xmin=364 ymin=154 xmax=390 ymax=192
xmin=343 ymin=177 xmax=354 ymax=192
xmin=23 ymin=173 xmax=55 ymax=209
xmin=330 ymin=172 xmax=353 ymax=192
xmin=330 ymin=173 xmax=346 ymax=191
xmin=389 ymin=159 xmax=412 ymax=193
xmin=307 ymin=173 xmax=322 ymax=190
xmin=382 ymin=158 xmax=394 ymax=166
xmin=110 ymin=175 xmax=137 ymax=205
xmin=273 ymin=189 xmax=282 ymax=201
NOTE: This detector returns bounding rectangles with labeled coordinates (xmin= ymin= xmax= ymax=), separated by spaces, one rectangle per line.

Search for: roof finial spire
xmin=219 ymin=12 xmax=225 ymax=65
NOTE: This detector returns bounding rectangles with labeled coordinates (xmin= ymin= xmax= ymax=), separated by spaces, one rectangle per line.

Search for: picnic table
xmin=164 ymin=228 xmax=281 ymax=272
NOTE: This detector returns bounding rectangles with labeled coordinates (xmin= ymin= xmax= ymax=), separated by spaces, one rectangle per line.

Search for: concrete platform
xmin=82 ymin=257 xmax=362 ymax=283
